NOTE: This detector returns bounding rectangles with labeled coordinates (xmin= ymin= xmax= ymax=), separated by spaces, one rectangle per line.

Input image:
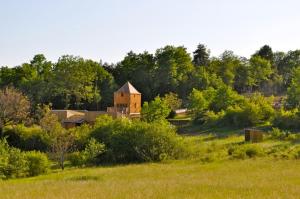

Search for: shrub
xmin=222 ymin=94 xmax=274 ymax=127
xmin=91 ymin=116 xmax=187 ymax=163
xmin=228 ymin=144 xmax=265 ymax=159
xmin=26 ymin=151 xmax=49 ymax=176
xmin=273 ymin=108 xmax=300 ymax=130
xmin=69 ymin=138 xmax=105 ymax=167
xmin=0 ymin=139 xmax=49 ymax=179
xmin=2 ymin=124 xmax=51 ymax=151
xmin=69 ymin=152 xmax=86 ymax=167
xmin=0 ymin=139 xmax=28 ymax=179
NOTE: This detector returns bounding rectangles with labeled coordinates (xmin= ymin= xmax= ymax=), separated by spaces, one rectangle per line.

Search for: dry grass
xmin=1 ymin=159 xmax=300 ymax=199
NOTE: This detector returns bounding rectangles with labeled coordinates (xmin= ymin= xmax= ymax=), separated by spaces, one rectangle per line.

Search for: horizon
xmin=1 ymin=0 xmax=300 ymax=66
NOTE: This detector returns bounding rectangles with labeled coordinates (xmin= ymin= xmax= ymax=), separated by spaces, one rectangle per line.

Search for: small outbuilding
xmin=245 ymin=128 xmax=263 ymax=143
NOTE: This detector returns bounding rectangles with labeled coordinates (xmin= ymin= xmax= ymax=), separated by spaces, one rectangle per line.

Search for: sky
xmin=0 ymin=0 xmax=300 ymax=66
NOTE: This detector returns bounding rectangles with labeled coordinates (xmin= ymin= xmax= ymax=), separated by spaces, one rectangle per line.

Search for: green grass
xmin=1 ymin=159 xmax=300 ymax=199
xmin=1 ymin=126 xmax=300 ymax=198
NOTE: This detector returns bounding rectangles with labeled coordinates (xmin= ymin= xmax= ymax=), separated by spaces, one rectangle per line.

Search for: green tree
xmin=155 ymin=45 xmax=195 ymax=99
xmin=247 ymin=55 xmax=273 ymax=91
xmin=286 ymin=67 xmax=300 ymax=108
xmin=51 ymin=55 xmax=100 ymax=109
xmin=254 ymin=45 xmax=274 ymax=62
xmin=193 ymin=43 xmax=210 ymax=67
xmin=141 ymin=96 xmax=171 ymax=122
xmin=113 ymin=51 xmax=156 ymax=101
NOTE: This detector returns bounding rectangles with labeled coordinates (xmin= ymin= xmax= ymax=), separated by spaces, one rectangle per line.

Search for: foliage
xmin=2 ymin=124 xmax=51 ymax=151
xmin=25 ymin=151 xmax=49 ymax=176
xmin=69 ymin=138 xmax=105 ymax=167
xmin=193 ymin=43 xmax=210 ymax=67
xmin=91 ymin=116 xmax=187 ymax=163
xmin=141 ymin=96 xmax=171 ymax=122
xmin=286 ymin=67 xmax=300 ymax=108
xmin=228 ymin=144 xmax=265 ymax=159
xmin=0 ymin=87 xmax=30 ymax=129
xmin=0 ymin=139 xmax=49 ymax=179
xmin=273 ymin=108 xmax=300 ymax=130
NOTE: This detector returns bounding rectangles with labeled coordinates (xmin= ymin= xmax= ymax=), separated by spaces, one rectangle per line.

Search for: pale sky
xmin=1 ymin=0 xmax=300 ymax=66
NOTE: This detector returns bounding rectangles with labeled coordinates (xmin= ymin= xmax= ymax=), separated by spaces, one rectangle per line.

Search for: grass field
xmin=1 ymin=125 xmax=300 ymax=199
xmin=1 ymin=159 xmax=300 ymax=199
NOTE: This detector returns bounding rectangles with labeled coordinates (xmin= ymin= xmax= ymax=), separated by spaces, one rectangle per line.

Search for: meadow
xmin=1 ymin=130 xmax=300 ymax=199
xmin=1 ymin=159 xmax=300 ymax=199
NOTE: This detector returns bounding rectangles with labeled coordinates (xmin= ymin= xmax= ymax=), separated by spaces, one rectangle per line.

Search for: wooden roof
xmin=116 ymin=82 xmax=141 ymax=94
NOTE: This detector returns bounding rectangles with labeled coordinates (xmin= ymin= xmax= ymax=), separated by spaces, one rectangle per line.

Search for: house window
xmin=121 ymin=92 xmax=124 ymax=97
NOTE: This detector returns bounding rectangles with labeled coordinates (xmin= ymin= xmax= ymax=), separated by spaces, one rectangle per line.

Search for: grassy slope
xmin=1 ymin=159 xmax=300 ymax=199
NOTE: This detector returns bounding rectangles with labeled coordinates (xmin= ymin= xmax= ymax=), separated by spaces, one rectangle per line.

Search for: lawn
xmin=1 ymin=159 xmax=300 ymax=199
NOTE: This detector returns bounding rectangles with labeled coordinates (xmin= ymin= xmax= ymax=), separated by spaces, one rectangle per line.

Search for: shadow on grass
xmin=66 ymin=175 xmax=102 ymax=182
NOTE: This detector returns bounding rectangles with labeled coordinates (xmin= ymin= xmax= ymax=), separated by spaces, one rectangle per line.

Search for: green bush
xmin=2 ymin=124 xmax=51 ymax=152
xmin=273 ymin=108 xmax=300 ymax=130
xmin=26 ymin=151 xmax=49 ymax=176
xmin=0 ymin=139 xmax=49 ymax=179
xmin=91 ymin=116 xmax=187 ymax=163
xmin=69 ymin=138 xmax=105 ymax=167
xmin=228 ymin=144 xmax=265 ymax=159
xmin=0 ymin=139 xmax=28 ymax=179
xmin=69 ymin=152 xmax=86 ymax=167
xmin=222 ymin=93 xmax=274 ymax=127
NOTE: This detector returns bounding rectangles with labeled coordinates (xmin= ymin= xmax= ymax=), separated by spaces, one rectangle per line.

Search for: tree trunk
xmin=60 ymin=153 xmax=65 ymax=170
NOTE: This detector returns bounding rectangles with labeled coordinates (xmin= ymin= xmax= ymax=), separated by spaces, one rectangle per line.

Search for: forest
xmin=1 ymin=44 xmax=300 ymax=111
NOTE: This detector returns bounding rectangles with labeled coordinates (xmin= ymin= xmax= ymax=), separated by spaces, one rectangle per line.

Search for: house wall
xmin=114 ymin=92 xmax=130 ymax=107
xmin=84 ymin=111 xmax=107 ymax=123
xmin=129 ymin=94 xmax=141 ymax=113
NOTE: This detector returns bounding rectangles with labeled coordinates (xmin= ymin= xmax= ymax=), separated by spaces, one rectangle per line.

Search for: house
xmin=107 ymin=81 xmax=141 ymax=119
xmin=51 ymin=110 xmax=106 ymax=129
xmin=51 ymin=82 xmax=142 ymax=128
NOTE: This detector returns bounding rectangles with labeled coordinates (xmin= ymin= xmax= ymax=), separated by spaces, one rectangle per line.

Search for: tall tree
xmin=254 ymin=45 xmax=274 ymax=63
xmin=51 ymin=55 xmax=99 ymax=109
xmin=113 ymin=51 xmax=156 ymax=101
xmin=193 ymin=43 xmax=210 ymax=67
xmin=0 ymin=87 xmax=30 ymax=129
xmin=155 ymin=46 xmax=195 ymax=99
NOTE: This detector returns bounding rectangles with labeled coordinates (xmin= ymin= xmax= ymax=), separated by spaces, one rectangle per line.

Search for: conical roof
xmin=116 ymin=82 xmax=141 ymax=94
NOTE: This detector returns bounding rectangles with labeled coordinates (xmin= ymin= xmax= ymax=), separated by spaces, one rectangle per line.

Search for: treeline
xmin=2 ymin=44 xmax=300 ymax=111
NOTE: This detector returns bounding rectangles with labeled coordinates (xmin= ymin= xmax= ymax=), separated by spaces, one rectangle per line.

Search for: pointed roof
xmin=116 ymin=82 xmax=141 ymax=94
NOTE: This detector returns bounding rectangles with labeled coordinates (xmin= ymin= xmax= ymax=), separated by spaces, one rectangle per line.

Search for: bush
xmin=26 ymin=151 xmax=49 ymax=176
xmin=91 ymin=116 xmax=187 ymax=163
xmin=273 ymin=108 xmax=300 ymax=130
xmin=2 ymin=124 xmax=51 ymax=151
xmin=222 ymin=93 xmax=274 ymax=127
xmin=0 ymin=139 xmax=49 ymax=179
xmin=0 ymin=139 xmax=28 ymax=179
xmin=69 ymin=138 xmax=105 ymax=167
xmin=228 ymin=144 xmax=265 ymax=159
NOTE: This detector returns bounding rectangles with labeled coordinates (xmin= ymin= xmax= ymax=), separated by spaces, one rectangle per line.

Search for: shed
xmin=245 ymin=128 xmax=263 ymax=143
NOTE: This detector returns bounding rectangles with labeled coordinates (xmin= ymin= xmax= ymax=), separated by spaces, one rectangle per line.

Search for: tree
xmin=51 ymin=55 xmax=100 ymax=109
xmin=193 ymin=43 xmax=210 ymax=67
xmin=155 ymin=46 xmax=195 ymax=99
xmin=0 ymin=87 xmax=30 ymax=129
xmin=209 ymin=51 xmax=241 ymax=86
xmin=141 ymin=96 xmax=171 ymax=122
xmin=247 ymin=55 xmax=273 ymax=91
xmin=39 ymin=109 xmax=74 ymax=170
xmin=286 ymin=67 xmax=300 ymax=108
xmin=188 ymin=88 xmax=209 ymax=120
xmin=277 ymin=50 xmax=300 ymax=89
xmin=163 ymin=92 xmax=182 ymax=111
xmin=254 ymin=45 xmax=274 ymax=62
xmin=113 ymin=51 xmax=156 ymax=101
